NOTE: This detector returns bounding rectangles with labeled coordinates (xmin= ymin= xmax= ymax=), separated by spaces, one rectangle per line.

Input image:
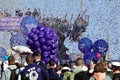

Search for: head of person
xmin=48 ymin=59 xmax=55 ymax=67
xmin=100 ymin=60 xmax=108 ymax=68
xmin=8 ymin=56 xmax=15 ymax=65
xmin=26 ymin=55 xmax=33 ymax=64
xmin=111 ymin=62 xmax=120 ymax=72
xmin=33 ymin=52 xmax=41 ymax=62
xmin=76 ymin=58 xmax=84 ymax=66
xmin=93 ymin=63 xmax=107 ymax=80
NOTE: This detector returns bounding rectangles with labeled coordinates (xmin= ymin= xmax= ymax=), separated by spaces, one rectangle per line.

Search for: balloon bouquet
xmin=9 ymin=15 xmax=59 ymax=64
xmin=78 ymin=37 xmax=108 ymax=65
xmin=26 ymin=25 xmax=59 ymax=64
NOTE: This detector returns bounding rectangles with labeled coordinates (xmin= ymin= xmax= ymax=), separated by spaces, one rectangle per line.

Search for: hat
xmin=62 ymin=67 xmax=71 ymax=71
xmin=111 ymin=62 xmax=120 ymax=66
xmin=33 ymin=52 xmax=41 ymax=56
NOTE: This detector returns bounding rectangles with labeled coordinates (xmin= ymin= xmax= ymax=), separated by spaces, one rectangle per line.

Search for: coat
xmin=1 ymin=65 xmax=19 ymax=80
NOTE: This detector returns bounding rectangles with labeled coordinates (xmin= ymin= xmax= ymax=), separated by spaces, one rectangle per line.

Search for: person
xmin=33 ymin=52 xmax=47 ymax=69
xmin=100 ymin=60 xmax=113 ymax=79
xmin=21 ymin=55 xmax=49 ymax=80
xmin=111 ymin=61 xmax=120 ymax=80
xmin=74 ymin=71 xmax=89 ymax=80
xmin=89 ymin=59 xmax=98 ymax=74
xmin=33 ymin=52 xmax=48 ymax=80
xmin=47 ymin=59 xmax=59 ymax=80
xmin=72 ymin=58 xmax=88 ymax=74
xmin=25 ymin=8 xmax=31 ymax=16
xmin=1 ymin=56 xmax=19 ymax=80
xmin=62 ymin=64 xmax=75 ymax=80
xmin=57 ymin=65 xmax=63 ymax=80
xmin=89 ymin=63 xmax=112 ymax=80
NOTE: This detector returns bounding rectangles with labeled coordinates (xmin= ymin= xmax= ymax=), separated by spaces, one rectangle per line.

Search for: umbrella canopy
xmin=12 ymin=46 xmax=33 ymax=54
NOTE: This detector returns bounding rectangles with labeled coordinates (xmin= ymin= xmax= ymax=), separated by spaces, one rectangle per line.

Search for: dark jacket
xmin=48 ymin=68 xmax=60 ymax=80
xmin=21 ymin=63 xmax=49 ymax=80
xmin=74 ymin=71 xmax=89 ymax=80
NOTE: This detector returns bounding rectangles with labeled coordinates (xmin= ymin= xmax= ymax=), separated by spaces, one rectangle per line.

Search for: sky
xmin=0 ymin=0 xmax=120 ymax=60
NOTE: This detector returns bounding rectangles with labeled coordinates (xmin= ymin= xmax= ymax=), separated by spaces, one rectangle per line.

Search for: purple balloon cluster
xmin=26 ymin=25 xmax=59 ymax=64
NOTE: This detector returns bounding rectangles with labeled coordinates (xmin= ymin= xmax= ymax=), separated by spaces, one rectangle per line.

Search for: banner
xmin=0 ymin=17 xmax=22 ymax=31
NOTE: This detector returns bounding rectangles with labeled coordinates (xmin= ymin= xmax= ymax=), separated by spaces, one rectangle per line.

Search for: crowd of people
xmin=0 ymin=52 xmax=120 ymax=80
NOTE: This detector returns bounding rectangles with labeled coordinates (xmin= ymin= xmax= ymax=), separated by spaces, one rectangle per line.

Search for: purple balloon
xmin=50 ymin=55 xmax=56 ymax=58
xmin=34 ymin=48 xmax=41 ymax=52
xmin=51 ymin=48 xmax=58 ymax=55
xmin=34 ymin=41 xmax=40 ymax=47
xmin=42 ymin=51 xmax=50 ymax=57
xmin=46 ymin=40 xmax=52 ymax=46
xmin=39 ymin=38 xmax=46 ymax=44
xmin=42 ymin=45 xmax=47 ymax=51
xmin=52 ymin=36 xmax=58 ymax=42
xmin=54 ymin=57 xmax=59 ymax=63
xmin=39 ymin=31 xmax=45 ymax=37
xmin=42 ymin=58 xmax=50 ymax=64
xmin=26 ymin=39 xmax=33 ymax=45
xmin=37 ymin=25 xmax=45 ymax=30
xmin=31 ymin=28 xmax=37 ymax=33
xmin=44 ymin=27 xmax=51 ymax=33
xmin=47 ymin=47 xmax=51 ymax=51
xmin=32 ymin=34 xmax=38 ymax=41
xmin=50 ymin=55 xmax=58 ymax=63
xmin=45 ymin=33 xmax=52 ymax=40
xmin=28 ymin=32 xmax=34 ymax=38
xmin=34 ymin=29 xmax=40 ymax=34
xmin=52 ymin=43 xmax=58 ymax=49
xmin=50 ymin=28 xmax=56 ymax=34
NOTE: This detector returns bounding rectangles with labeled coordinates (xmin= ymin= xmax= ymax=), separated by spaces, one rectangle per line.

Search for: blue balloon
xmin=10 ymin=34 xmax=27 ymax=47
xmin=21 ymin=15 xmax=39 ymax=35
xmin=4 ymin=55 xmax=9 ymax=60
xmin=93 ymin=39 xmax=108 ymax=54
xmin=84 ymin=51 xmax=95 ymax=65
xmin=78 ymin=37 xmax=93 ymax=53
xmin=0 ymin=47 xmax=7 ymax=62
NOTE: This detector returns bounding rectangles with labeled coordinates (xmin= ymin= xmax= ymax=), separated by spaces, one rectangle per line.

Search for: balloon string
xmin=80 ymin=0 xmax=84 ymax=16
xmin=107 ymin=31 xmax=111 ymax=60
xmin=3 ymin=31 xmax=7 ymax=48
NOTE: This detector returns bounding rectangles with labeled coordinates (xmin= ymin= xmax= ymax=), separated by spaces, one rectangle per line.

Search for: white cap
xmin=82 ymin=66 xmax=88 ymax=71
xmin=111 ymin=62 xmax=120 ymax=66
xmin=62 ymin=67 xmax=71 ymax=71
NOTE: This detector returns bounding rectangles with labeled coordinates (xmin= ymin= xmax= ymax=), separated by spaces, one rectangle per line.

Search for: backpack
xmin=8 ymin=68 xmax=18 ymax=80
xmin=63 ymin=71 xmax=75 ymax=80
